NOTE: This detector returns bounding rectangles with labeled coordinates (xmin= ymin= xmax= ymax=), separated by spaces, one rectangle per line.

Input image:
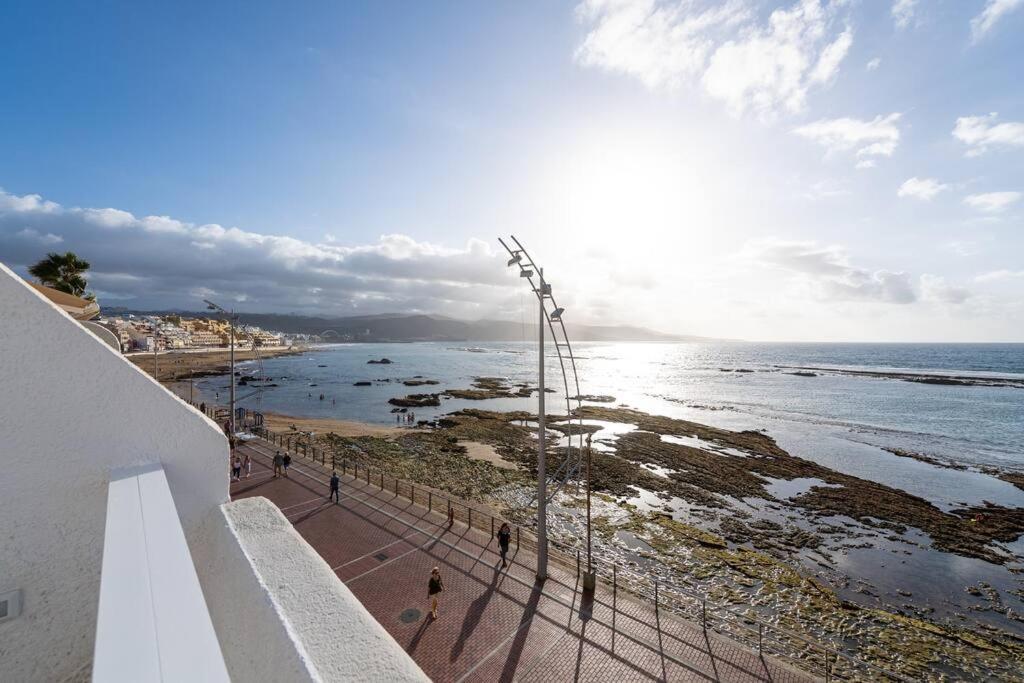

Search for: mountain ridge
xmin=102 ymin=308 xmax=723 ymax=343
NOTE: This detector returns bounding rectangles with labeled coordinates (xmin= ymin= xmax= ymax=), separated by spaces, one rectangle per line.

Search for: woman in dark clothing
xmin=427 ymin=566 xmax=444 ymax=619
xmin=282 ymin=452 xmax=292 ymax=477
xmin=496 ymin=522 xmax=512 ymax=568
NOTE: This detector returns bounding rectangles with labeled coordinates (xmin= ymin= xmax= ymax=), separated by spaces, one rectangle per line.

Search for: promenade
xmin=231 ymin=438 xmax=816 ymax=682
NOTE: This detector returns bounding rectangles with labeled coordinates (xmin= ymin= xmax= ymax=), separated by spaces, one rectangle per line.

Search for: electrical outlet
xmin=0 ymin=589 xmax=23 ymax=623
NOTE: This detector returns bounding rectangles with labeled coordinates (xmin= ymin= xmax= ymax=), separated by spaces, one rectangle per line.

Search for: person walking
xmin=427 ymin=567 xmax=444 ymax=619
xmin=243 ymin=453 xmax=252 ymax=479
xmin=496 ymin=522 xmax=512 ymax=568
xmin=282 ymin=452 xmax=292 ymax=477
xmin=329 ymin=471 xmax=340 ymax=503
xmin=231 ymin=455 xmax=242 ymax=481
xmin=273 ymin=450 xmax=283 ymax=478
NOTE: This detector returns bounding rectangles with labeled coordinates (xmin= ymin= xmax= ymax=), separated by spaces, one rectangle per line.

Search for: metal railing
xmin=238 ymin=421 xmax=907 ymax=681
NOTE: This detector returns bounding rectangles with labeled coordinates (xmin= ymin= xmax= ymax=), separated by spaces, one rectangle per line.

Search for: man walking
xmin=329 ymin=471 xmax=340 ymax=503
xmin=282 ymin=452 xmax=292 ymax=477
xmin=273 ymin=450 xmax=283 ymax=478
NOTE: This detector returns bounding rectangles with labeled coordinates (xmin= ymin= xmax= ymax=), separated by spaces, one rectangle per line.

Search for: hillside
xmin=104 ymin=309 xmax=718 ymax=343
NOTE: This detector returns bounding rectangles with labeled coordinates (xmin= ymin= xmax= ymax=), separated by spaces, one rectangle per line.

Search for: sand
xmin=261 ymin=411 xmax=400 ymax=438
xmin=130 ymin=346 xmax=307 ymax=381
xmin=458 ymin=440 xmax=518 ymax=470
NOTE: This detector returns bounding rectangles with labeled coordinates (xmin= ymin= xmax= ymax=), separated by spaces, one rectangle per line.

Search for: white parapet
xmin=93 ymin=464 xmax=229 ymax=682
xmin=0 ymin=261 xmax=229 ymax=681
xmin=195 ymin=496 xmax=429 ymax=683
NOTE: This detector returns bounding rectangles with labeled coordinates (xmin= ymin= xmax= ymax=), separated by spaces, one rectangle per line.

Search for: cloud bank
xmin=0 ymin=187 xmax=513 ymax=317
xmin=742 ymin=239 xmax=971 ymax=305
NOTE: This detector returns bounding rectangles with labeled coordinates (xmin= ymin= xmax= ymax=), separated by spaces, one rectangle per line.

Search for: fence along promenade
xmin=240 ymin=421 xmax=908 ymax=682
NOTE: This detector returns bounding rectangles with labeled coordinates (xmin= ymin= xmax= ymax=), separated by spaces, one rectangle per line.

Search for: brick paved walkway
xmin=230 ymin=438 xmax=818 ymax=682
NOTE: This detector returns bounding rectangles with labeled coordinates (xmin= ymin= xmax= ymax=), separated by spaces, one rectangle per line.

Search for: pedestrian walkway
xmin=230 ymin=438 xmax=817 ymax=682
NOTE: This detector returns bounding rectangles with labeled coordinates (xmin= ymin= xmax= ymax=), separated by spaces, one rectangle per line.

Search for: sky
xmin=1 ymin=0 xmax=1022 ymax=342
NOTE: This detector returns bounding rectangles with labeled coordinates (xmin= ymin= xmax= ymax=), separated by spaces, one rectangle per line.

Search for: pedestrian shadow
xmin=290 ymin=502 xmax=335 ymax=525
xmin=450 ymin=566 xmax=502 ymax=662
xmin=407 ymin=613 xmax=433 ymax=656
xmin=229 ymin=476 xmax=276 ymax=496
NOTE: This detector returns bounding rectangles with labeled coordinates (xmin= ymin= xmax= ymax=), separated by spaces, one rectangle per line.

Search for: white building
xmin=0 ymin=262 xmax=427 ymax=683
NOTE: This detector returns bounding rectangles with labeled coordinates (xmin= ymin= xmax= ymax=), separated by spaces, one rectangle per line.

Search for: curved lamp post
xmin=498 ymin=236 xmax=589 ymax=585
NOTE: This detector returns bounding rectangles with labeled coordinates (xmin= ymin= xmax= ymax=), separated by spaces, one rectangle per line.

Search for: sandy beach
xmin=129 ymin=345 xmax=307 ymax=381
xmin=259 ymin=410 xmax=400 ymax=438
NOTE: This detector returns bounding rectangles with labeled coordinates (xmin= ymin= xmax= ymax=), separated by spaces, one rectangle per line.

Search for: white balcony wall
xmin=0 ymin=262 xmax=229 ymax=682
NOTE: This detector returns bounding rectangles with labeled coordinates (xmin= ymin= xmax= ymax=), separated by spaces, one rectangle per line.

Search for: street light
xmin=204 ymin=299 xmax=237 ymax=434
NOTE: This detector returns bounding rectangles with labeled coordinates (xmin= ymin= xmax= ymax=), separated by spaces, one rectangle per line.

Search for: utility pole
xmin=204 ymin=299 xmax=237 ymax=433
xmin=229 ymin=312 xmax=235 ymax=432
xmin=536 ymin=267 xmax=548 ymax=582
xmin=583 ymin=433 xmax=596 ymax=591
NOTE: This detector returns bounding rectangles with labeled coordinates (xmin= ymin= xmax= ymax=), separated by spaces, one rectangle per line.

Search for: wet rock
xmin=569 ymin=394 xmax=617 ymax=403
xmin=388 ymin=393 xmax=441 ymax=407
xmin=367 ymin=358 xmax=393 ymax=364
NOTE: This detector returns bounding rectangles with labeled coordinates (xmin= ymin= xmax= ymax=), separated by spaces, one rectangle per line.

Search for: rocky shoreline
xmin=261 ymin=393 xmax=1024 ymax=680
xmin=775 ymin=365 xmax=1024 ymax=389
xmin=165 ymin=355 xmax=1024 ymax=679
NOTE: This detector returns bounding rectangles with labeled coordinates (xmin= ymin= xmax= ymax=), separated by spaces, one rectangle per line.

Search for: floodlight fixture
xmin=520 ymin=269 xmax=534 ymax=278
xmin=550 ymin=307 xmax=565 ymax=321
xmin=507 ymin=253 xmax=522 ymax=267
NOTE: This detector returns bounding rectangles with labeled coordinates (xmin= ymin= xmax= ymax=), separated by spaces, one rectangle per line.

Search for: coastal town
xmin=96 ymin=313 xmax=295 ymax=354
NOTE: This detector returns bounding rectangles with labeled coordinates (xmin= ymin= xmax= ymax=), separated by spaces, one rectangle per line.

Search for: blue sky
xmin=1 ymin=1 xmax=1022 ymax=341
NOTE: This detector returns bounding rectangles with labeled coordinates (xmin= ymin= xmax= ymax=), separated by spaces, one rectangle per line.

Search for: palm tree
xmin=28 ymin=251 xmax=92 ymax=298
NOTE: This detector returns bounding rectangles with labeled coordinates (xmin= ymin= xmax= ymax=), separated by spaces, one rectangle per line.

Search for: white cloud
xmin=964 ymin=191 xmax=1021 ymax=213
xmin=574 ymin=0 xmax=854 ymax=119
xmin=866 ymin=57 xmax=881 ymax=70
xmin=741 ymin=238 xmax=917 ymax=304
xmin=15 ymin=228 xmax=63 ymax=245
xmin=975 ymin=269 xmax=1024 ymax=282
xmin=970 ymin=0 xmax=1024 ymax=42
xmin=897 ymin=177 xmax=949 ymax=200
xmin=919 ymin=274 xmax=971 ymax=304
xmin=76 ymin=207 xmax=136 ymax=228
xmin=953 ymin=113 xmax=1024 ymax=156
xmin=892 ymin=0 xmax=918 ymax=29
xmin=0 ymin=187 xmax=511 ymax=316
xmin=792 ymin=113 xmax=902 ymax=166
xmin=0 ymin=188 xmax=60 ymax=214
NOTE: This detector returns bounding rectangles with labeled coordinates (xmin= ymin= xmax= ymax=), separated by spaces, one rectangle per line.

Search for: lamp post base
xmin=582 ymin=570 xmax=597 ymax=592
